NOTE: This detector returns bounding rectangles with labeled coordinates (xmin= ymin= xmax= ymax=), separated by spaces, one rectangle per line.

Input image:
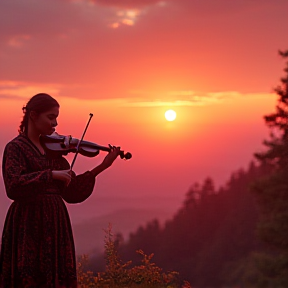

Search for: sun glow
xmin=165 ymin=109 xmax=177 ymax=121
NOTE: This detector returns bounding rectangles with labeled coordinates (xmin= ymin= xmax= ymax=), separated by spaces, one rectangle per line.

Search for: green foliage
xmin=252 ymin=171 xmax=288 ymax=249
xmin=251 ymin=50 xmax=288 ymax=287
xmin=250 ymin=171 xmax=288 ymax=287
xmin=77 ymin=224 xmax=191 ymax=288
xmin=239 ymin=252 xmax=288 ymax=288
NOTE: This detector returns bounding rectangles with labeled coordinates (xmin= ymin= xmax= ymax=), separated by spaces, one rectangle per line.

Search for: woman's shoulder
xmin=6 ymin=134 xmax=27 ymax=145
xmin=4 ymin=134 xmax=31 ymax=152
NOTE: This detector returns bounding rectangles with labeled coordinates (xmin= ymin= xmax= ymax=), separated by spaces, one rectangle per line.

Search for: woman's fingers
xmin=109 ymin=144 xmax=121 ymax=155
xmin=52 ymin=169 xmax=74 ymax=186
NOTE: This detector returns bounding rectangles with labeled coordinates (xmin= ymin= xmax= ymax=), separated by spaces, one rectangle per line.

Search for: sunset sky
xmin=1 ymin=0 xmax=288 ymax=229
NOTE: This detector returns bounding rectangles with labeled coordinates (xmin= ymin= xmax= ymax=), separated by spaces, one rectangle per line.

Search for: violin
xmin=40 ymin=133 xmax=132 ymax=160
xmin=39 ymin=113 xmax=132 ymax=169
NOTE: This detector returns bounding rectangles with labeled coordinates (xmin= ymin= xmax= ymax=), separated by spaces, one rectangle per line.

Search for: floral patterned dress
xmin=0 ymin=134 xmax=96 ymax=288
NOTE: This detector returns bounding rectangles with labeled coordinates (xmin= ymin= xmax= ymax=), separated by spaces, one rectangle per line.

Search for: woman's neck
xmin=27 ymin=129 xmax=40 ymax=145
xmin=26 ymin=127 xmax=46 ymax=155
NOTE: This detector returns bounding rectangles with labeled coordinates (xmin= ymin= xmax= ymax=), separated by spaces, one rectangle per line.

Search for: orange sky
xmin=1 ymin=0 xmax=288 ymax=226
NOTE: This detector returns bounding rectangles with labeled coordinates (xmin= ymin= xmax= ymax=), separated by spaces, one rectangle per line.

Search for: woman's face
xmin=31 ymin=106 xmax=59 ymax=135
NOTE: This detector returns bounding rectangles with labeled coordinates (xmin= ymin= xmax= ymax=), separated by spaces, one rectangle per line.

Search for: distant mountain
xmin=0 ymin=174 xmax=181 ymax=257
xmin=66 ymin=195 xmax=182 ymax=224
xmin=72 ymin=207 xmax=174 ymax=255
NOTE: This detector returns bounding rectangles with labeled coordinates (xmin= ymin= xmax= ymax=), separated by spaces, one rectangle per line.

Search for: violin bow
xmin=70 ymin=113 xmax=93 ymax=170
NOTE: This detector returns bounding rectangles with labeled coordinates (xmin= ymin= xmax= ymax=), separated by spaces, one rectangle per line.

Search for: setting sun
xmin=165 ymin=109 xmax=177 ymax=121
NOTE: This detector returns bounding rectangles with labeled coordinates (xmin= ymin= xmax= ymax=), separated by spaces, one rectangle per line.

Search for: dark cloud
xmin=91 ymin=0 xmax=288 ymax=12
xmin=2 ymin=0 xmax=287 ymax=43
xmin=91 ymin=0 xmax=162 ymax=9
xmin=0 ymin=0 xmax=105 ymax=42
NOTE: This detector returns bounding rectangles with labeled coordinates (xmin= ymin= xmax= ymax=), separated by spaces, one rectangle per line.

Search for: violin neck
xmin=95 ymin=144 xmax=126 ymax=159
xmin=96 ymin=145 xmax=111 ymax=153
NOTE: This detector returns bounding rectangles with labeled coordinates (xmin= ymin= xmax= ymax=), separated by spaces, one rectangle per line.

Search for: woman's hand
xmin=52 ymin=169 xmax=74 ymax=186
xmin=101 ymin=145 xmax=121 ymax=169
xmin=90 ymin=146 xmax=121 ymax=177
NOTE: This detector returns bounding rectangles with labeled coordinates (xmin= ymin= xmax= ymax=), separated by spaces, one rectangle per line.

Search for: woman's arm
xmin=2 ymin=142 xmax=53 ymax=200
xmin=61 ymin=146 xmax=120 ymax=204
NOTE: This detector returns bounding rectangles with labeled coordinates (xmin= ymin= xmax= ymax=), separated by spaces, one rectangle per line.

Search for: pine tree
xmin=251 ymin=50 xmax=288 ymax=288
xmin=255 ymin=50 xmax=288 ymax=168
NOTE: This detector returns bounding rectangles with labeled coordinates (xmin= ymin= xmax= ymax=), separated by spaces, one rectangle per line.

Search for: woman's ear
xmin=29 ymin=111 xmax=38 ymax=121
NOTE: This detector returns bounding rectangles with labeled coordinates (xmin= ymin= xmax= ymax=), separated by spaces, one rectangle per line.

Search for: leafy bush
xmin=77 ymin=224 xmax=191 ymax=288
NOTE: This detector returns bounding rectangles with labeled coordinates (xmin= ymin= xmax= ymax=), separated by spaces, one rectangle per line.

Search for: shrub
xmin=77 ymin=224 xmax=191 ymax=288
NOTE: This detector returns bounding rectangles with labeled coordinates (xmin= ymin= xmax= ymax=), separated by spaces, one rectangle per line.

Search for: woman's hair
xmin=19 ymin=93 xmax=60 ymax=134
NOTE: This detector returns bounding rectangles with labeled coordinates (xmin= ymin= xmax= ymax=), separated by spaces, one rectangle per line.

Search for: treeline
xmin=89 ymin=162 xmax=271 ymax=287
xmin=88 ymin=50 xmax=288 ymax=287
xmin=119 ymin=163 xmax=271 ymax=287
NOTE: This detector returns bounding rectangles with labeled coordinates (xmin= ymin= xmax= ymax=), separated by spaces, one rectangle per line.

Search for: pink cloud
xmin=0 ymin=0 xmax=288 ymax=102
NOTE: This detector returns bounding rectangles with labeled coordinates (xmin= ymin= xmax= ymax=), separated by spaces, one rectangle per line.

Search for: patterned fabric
xmin=0 ymin=134 xmax=96 ymax=288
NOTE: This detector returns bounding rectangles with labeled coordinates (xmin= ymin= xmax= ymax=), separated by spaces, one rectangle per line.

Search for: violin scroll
xmin=108 ymin=144 xmax=132 ymax=160
xmin=121 ymin=151 xmax=132 ymax=160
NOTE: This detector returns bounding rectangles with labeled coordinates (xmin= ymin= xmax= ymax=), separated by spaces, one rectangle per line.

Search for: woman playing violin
xmin=0 ymin=93 xmax=120 ymax=288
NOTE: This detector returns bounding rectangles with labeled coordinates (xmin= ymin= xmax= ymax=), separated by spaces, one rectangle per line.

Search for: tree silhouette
xmin=252 ymin=50 xmax=288 ymax=288
xmin=113 ymin=165 xmax=267 ymax=287
xmin=255 ymin=50 xmax=288 ymax=168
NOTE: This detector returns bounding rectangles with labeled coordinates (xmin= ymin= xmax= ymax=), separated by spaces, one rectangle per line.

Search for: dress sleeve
xmin=2 ymin=142 xmax=53 ymax=201
xmin=60 ymin=171 xmax=96 ymax=204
